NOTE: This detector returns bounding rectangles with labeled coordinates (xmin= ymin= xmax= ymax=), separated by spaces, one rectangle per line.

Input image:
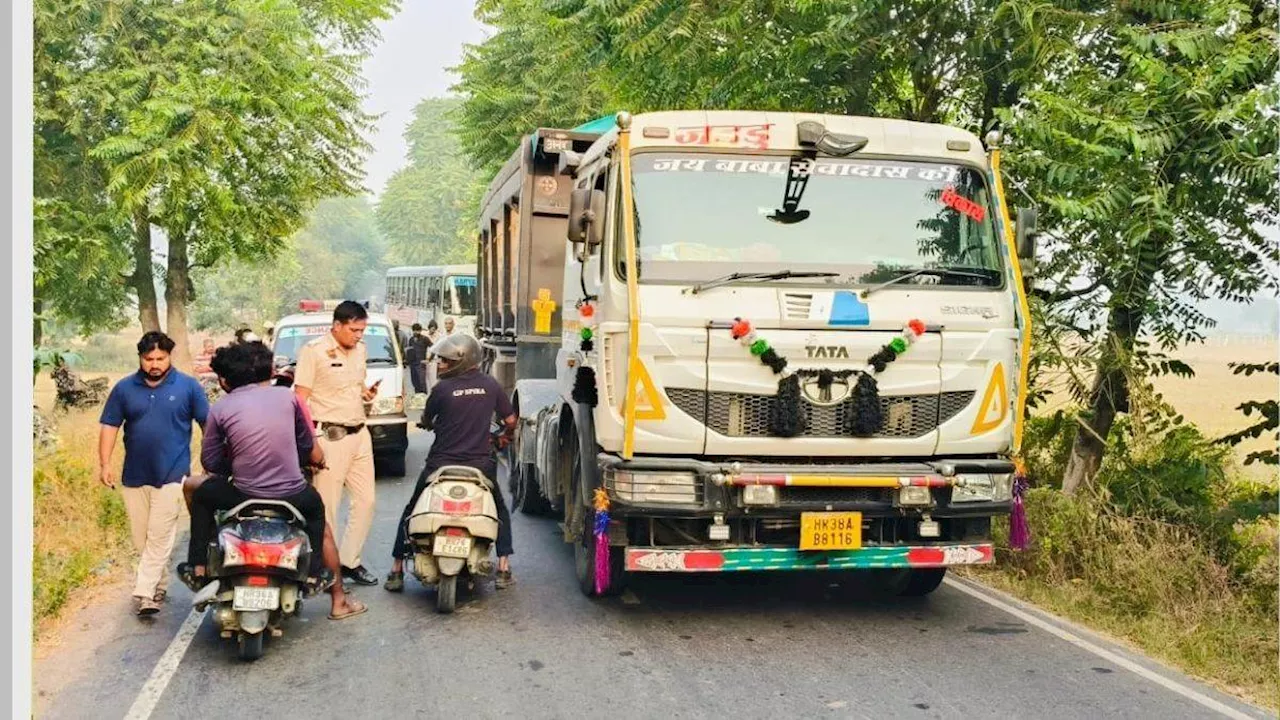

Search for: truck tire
xmin=515 ymin=463 xmax=552 ymax=516
xmin=510 ymin=421 xmax=551 ymax=516
xmin=574 ymin=514 xmax=627 ymax=598
xmin=569 ymin=434 xmax=625 ymax=597
xmin=897 ymin=568 xmax=946 ymax=597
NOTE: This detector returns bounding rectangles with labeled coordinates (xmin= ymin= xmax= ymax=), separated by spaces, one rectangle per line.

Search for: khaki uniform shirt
xmin=294 ymin=332 xmax=368 ymax=425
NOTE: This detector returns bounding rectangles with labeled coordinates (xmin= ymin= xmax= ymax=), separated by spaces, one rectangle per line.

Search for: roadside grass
xmin=971 ymin=487 xmax=1279 ymax=713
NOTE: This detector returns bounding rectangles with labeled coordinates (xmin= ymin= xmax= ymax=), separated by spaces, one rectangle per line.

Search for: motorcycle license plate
xmin=432 ymin=535 xmax=472 ymax=559
xmin=232 ymin=586 xmax=280 ymax=611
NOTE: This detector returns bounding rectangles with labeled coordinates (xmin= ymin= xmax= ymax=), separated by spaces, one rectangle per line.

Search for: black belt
xmin=320 ymin=422 xmax=365 ymax=433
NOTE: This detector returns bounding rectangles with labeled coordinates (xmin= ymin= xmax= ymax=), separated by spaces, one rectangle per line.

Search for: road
xmin=37 ymin=429 xmax=1270 ymax=720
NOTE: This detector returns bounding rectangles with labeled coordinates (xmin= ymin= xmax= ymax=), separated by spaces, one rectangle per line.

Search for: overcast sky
xmin=359 ymin=1 xmax=487 ymax=197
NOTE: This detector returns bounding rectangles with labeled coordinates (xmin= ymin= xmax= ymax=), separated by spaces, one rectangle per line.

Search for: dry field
xmin=1037 ymin=335 xmax=1277 ymax=483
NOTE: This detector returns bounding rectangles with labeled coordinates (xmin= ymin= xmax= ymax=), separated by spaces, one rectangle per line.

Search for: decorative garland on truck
xmin=728 ymin=317 xmax=927 ymax=438
xmin=571 ymin=300 xmax=598 ymax=407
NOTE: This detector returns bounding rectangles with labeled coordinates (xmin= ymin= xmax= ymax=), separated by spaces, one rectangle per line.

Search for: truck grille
xmin=665 ymin=388 xmax=974 ymax=439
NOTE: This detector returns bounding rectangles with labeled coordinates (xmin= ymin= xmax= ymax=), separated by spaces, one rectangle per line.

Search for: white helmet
xmin=430 ymin=333 xmax=481 ymax=379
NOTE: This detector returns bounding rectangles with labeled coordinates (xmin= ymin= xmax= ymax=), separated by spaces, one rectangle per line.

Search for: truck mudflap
xmin=624 ymin=543 xmax=993 ymax=572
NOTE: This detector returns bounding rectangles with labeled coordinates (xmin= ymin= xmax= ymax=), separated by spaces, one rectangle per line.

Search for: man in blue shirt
xmin=99 ymin=331 xmax=209 ymax=616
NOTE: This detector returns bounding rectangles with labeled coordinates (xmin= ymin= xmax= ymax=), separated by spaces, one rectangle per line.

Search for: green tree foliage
xmin=1220 ymin=362 xmax=1279 ymax=466
xmin=33 ymin=0 xmax=396 ymax=366
xmin=191 ymin=197 xmax=387 ymax=331
xmin=376 ymin=98 xmax=484 ymax=266
xmin=453 ymin=0 xmax=1069 ymax=171
xmin=1007 ymin=0 xmax=1278 ymax=492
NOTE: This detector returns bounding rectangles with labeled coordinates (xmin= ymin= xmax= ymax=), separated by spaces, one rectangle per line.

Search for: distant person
xmin=98 ymin=331 xmax=209 ymax=616
xmin=406 ymin=323 xmax=431 ymax=395
xmin=443 ymin=316 xmax=456 ymax=336
xmin=264 ymin=321 xmax=275 ymax=345
xmin=193 ymin=338 xmax=216 ymax=377
xmin=424 ymin=320 xmax=441 ymax=390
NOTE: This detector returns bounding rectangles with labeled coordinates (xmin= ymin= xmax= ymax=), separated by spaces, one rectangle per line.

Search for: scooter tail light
xmin=223 ymin=536 xmax=305 ymax=570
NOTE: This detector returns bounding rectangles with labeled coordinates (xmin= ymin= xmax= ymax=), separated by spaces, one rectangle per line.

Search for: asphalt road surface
xmin=38 ymin=429 xmax=1270 ymax=720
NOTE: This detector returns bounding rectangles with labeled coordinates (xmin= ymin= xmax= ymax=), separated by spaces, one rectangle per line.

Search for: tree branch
xmin=1033 ymin=277 xmax=1107 ymax=304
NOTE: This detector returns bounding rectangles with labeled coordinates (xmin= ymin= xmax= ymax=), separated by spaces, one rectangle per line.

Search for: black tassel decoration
xmin=770 ymin=374 xmax=806 ymax=437
xmin=847 ymin=373 xmax=883 ymax=437
xmin=580 ymin=339 xmax=594 ymax=352
xmin=868 ymin=346 xmax=896 ymax=373
xmin=572 ymin=366 xmax=598 ymax=407
xmin=760 ymin=347 xmax=787 ymax=374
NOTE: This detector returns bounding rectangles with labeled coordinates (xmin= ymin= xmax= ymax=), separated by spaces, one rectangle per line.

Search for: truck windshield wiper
xmin=686 ymin=270 xmax=838 ymax=296
xmin=858 ymin=266 xmax=1000 ymax=298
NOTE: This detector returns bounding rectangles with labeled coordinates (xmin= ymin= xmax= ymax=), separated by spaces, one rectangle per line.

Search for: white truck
xmin=476 ymin=111 xmax=1037 ymax=597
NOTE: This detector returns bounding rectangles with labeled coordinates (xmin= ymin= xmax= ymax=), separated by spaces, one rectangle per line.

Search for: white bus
xmin=384 ymin=265 xmax=478 ymax=335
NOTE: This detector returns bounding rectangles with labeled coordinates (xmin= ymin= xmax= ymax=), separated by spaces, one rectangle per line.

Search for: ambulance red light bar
xmin=298 ymin=299 xmax=323 ymax=312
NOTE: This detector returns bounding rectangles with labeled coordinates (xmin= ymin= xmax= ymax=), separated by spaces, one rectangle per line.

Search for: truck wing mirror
xmin=1015 ymin=206 xmax=1038 ymax=279
xmin=568 ymin=188 xmax=606 ymax=250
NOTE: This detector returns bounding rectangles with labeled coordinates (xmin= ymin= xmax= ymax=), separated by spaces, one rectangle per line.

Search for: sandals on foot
xmin=328 ymin=599 xmax=368 ymax=621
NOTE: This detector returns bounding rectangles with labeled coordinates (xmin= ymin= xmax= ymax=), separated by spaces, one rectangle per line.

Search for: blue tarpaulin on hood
xmin=571 ymin=114 xmax=618 ymax=134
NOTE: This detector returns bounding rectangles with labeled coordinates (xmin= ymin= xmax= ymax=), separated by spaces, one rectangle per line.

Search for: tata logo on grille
xmin=805 ymin=345 xmax=850 ymax=359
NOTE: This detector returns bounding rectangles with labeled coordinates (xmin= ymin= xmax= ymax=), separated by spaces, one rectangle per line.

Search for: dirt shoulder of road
xmin=32 ymin=570 xmax=134 ymax=717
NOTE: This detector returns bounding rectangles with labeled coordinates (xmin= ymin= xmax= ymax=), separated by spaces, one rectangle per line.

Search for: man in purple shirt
xmin=185 ymin=341 xmax=366 ymax=621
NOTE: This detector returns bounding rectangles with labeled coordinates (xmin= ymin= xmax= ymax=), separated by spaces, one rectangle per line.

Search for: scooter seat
xmin=218 ymin=499 xmax=307 ymax=525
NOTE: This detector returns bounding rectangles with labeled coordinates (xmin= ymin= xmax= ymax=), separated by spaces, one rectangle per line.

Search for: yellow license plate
xmin=800 ymin=512 xmax=863 ymax=550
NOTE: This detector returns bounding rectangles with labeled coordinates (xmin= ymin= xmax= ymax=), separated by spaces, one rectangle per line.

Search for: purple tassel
xmin=593 ymin=510 xmax=611 ymax=594
xmin=1009 ymin=472 xmax=1030 ymax=551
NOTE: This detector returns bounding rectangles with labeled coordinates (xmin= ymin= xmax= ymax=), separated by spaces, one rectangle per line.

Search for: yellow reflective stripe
xmin=786 ymin=476 xmax=901 ymax=487
xmin=619 ymin=121 xmax=641 ymax=459
xmin=989 ymin=148 xmax=1032 ymax=453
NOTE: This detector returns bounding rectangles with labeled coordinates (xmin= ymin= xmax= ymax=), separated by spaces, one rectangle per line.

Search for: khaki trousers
xmin=121 ymin=483 xmax=183 ymax=599
xmin=313 ymin=427 xmax=376 ymax=569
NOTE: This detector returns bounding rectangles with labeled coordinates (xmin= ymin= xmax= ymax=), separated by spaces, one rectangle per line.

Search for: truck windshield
xmin=272 ymin=323 xmax=398 ymax=366
xmin=448 ymin=275 xmax=477 ymax=315
xmin=628 ymin=152 xmax=1003 ymax=287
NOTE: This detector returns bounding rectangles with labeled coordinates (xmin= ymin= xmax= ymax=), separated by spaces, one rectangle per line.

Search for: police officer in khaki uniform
xmin=294 ymin=301 xmax=380 ymax=586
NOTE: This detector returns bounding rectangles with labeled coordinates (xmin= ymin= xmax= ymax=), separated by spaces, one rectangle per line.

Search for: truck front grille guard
xmin=666 ymin=388 xmax=974 ymax=439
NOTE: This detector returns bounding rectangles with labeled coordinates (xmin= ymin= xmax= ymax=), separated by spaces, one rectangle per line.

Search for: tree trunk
xmin=34 ymin=297 xmax=43 ymax=348
xmin=165 ymin=232 xmax=194 ymax=372
xmin=131 ymin=208 xmax=161 ymax=333
xmin=1061 ymin=293 xmax=1147 ymax=494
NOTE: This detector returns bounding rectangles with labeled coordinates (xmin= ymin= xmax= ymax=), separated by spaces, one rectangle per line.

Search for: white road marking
xmin=123 ymin=608 xmax=206 ymax=720
xmin=944 ymin=577 xmax=1260 ymax=720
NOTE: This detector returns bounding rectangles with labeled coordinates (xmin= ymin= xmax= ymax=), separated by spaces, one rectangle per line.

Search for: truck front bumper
xmin=597 ymin=454 xmax=1015 ymax=518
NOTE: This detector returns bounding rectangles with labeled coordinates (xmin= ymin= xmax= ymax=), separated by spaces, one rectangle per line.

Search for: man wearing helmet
xmin=384 ymin=333 xmax=518 ymax=591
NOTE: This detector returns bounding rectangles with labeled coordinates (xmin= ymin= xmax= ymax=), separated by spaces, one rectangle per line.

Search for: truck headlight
xmin=742 ymin=485 xmax=778 ymax=506
xmin=897 ymin=486 xmax=933 ymax=507
xmin=608 ymin=471 xmax=699 ymax=504
xmin=372 ymin=396 xmax=403 ymax=416
xmin=952 ymin=474 xmax=1012 ymax=503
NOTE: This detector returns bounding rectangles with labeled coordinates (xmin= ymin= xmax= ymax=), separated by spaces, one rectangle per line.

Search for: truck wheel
xmin=378 ymin=453 xmax=407 ymax=478
xmin=237 ymin=631 xmax=264 ymax=661
xmin=898 ymin=568 xmax=946 ymax=597
xmin=516 ymin=464 xmax=552 ymax=516
xmin=436 ymin=575 xmax=457 ymax=613
xmin=574 ymin=519 xmax=627 ymax=598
